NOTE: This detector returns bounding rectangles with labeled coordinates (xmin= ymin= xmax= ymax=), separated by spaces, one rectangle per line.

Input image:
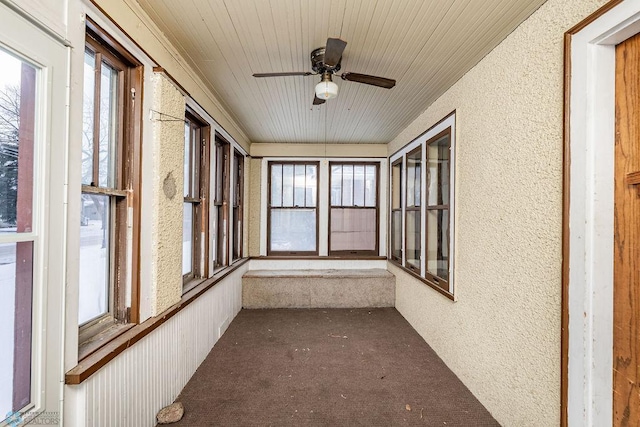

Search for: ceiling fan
xmin=253 ymin=38 xmax=396 ymax=106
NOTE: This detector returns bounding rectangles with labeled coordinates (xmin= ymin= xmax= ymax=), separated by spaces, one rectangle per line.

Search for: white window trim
xmin=567 ymin=3 xmax=640 ymax=426
xmin=389 ymin=112 xmax=456 ymax=296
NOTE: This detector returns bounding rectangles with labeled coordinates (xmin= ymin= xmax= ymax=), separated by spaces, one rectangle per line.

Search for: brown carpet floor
xmin=169 ymin=308 xmax=500 ymax=426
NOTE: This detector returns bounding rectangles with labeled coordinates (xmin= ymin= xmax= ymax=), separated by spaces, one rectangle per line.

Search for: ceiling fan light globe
xmin=315 ymin=81 xmax=338 ymax=100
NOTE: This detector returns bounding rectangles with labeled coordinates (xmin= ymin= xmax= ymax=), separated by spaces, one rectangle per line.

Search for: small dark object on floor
xmin=167 ymin=308 xmax=500 ymax=426
xmin=156 ymin=402 xmax=184 ymax=424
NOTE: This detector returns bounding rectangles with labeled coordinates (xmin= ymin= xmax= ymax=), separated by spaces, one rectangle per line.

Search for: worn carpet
xmin=167 ymin=308 xmax=500 ymax=426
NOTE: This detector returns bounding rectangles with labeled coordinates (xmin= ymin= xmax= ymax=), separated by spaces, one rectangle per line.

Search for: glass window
xmin=214 ymin=137 xmax=229 ymax=269
xmin=232 ymin=150 xmax=244 ymax=261
xmin=426 ymin=132 xmax=451 ymax=283
xmin=388 ymin=115 xmax=455 ymax=295
xmin=268 ymin=162 xmax=318 ymax=254
xmin=329 ymin=163 xmax=378 ymax=255
xmin=182 ymin=111 xmax=209 ymax=288
xmin=0 ymin=47 xmax=37 ymax=418
xmin=406 ymin=147 xmax=421 ymax=271
xmin=391 ymin=160 xmax=402 ymax=262
xmin=78 ymin=194 xmax=110 ymax=324
xmin=79 ymin=22 xmax=142 ymax=350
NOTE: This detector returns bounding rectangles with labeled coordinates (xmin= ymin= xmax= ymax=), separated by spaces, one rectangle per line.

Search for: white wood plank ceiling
xmin=136 ymin=0 xmax=546 ymax=144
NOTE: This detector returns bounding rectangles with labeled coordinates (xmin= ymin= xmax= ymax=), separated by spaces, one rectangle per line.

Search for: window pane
xmin=270 ymin=209 xmax=316 ymax=252
xmin=270 ymin=164 xmax=282 ymax=207
xmin=282 ymin=164 xmax=294 ymax=207
xmin=234 ymin=154 xmax=242 ymax=207
xmin=406 ymin=162 xmax=415 ymax=207
xmin=427 ymin=209 xmax=449 ymax=281
xmin=305 ymin=165 xmax=317 ymax=207
xmin=215 ymin=143 xmax=224 ymax=203
xmin=184 ymin=122 xmax=190 ymax=197
xmin=330 ymin=208 xmax=376 ymax=251
xmin=365 ymin=165 xmax=376 ymax=207
xmin=391 ymin=210 xmax=402 ymax=259
xmin=98 ymin=62 xmax=118 ymax=188
xmin=392 ymin=162 xmax=402 ymax=209
xmin=216 ymin=205 xmax=225 ymax=267
xmin=294 ymin=164 xmax=306 ymax=207
xmin=233 ymin=207 xmax=241 ymax=259
xmin=342 ymin=165 xmax=353 ymax=206
xmin=406 ymin=210 xmax=421 ymax=270
xmin=427 ymin=135 xmax=450 ymax=206
xmin=353 ymin=165 xmax=365 ymax=207
xmin=330 ymin=165 xmax=341 ymax=206
xmin=82 ymin=50 xmax=95 ymax=186
xmin=407 ymin=148 xmax=421 ymax=207
xmin=0 ymin=52 xmax=35 ymax=234
xmin=79 ymin=194 xmax=110 ymax=325
xmin=0 ymin=241 xmax=34 ymax=416
xmin=182 ymin=203 xmax=193 ymax=276
xmin=191 ymin=126 xmax=199 ymax=196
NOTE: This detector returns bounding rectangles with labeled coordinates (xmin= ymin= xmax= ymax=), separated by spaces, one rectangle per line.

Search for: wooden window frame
xmin=79 ymin=19 xmax=143 ymax=356
xmin=328 ymin=161 xmax=379 ymax=256
xmin=183 ymin=108 xmax=210 ymax=290
xmin=404 ymin=146 xmax=422 ymax=273
xmin=424 ymin=128 xmax=451 ymax=291
xmin=232 ymin=150 xmax=244 ymax=261
xmin=388 ymin=111 xmax=455 ymax=299
xmin=390 ymin=159 xmax=403 ymax=264
xmin=267 ymin=161 xmax=320 ymax=256
xmin=214 ymin=135 xmax=230 ymax=269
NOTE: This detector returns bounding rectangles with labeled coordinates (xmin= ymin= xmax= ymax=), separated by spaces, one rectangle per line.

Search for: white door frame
xmin=566 ymin=1 xmax=640 ymax=425
xmin=0 ymin=1 xmax=69 ymax=424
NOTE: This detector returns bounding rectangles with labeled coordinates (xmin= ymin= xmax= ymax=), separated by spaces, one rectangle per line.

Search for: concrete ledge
xmin=242 ymin=269 xmax=395 ymax=309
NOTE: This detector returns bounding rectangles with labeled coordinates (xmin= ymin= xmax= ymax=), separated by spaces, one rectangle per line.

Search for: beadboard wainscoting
xmin=64 ymin=263 xmax=247 ymax=426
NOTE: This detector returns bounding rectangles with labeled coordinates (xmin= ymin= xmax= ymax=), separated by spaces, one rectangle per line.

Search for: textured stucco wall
xmin=248 ymin=158 xmax=262 ymax=257
xmin=387 ymin=0 xmax=607 ymax=425
xmin=150 ymin=74 xmax=185 ymax=315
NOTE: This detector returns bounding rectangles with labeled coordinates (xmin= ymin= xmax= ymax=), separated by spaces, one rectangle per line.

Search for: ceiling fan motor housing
xmin=311 ymin=47 xmax=341 ymax=74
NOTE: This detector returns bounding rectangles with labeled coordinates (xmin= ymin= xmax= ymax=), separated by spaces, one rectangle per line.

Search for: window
xmin=214 ymin=136 xmax=230 ymax=269
xmin=0 ymin=47 xmax=37 ymax=418
xmin=391 ymin=160 xmax=402 ymax=262
xmin=79 ymin=21 xmax=142 ymax=346
xmin=183 ymin=109 xmax=209 ymax=287
xmin=268 ymin=162 xmax=318 ymax=255
xmin=232 ymin=150 xmax=244 ymax=260
xmin=329 ymin=162 xmax=378 ymax=255
xmin=389 ymin=113 xmax=455 ymax=295
xmin=425 ymin=130 xmax=451 ymax=285
xmin=405 ymin=147 xmax=421 ymax=272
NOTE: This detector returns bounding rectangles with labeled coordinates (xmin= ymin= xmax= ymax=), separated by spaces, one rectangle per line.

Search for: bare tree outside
xmin=0 ymin=84 xmax=20 ymax=228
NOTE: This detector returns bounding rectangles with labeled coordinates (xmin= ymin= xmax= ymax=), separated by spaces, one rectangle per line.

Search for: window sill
xmin=254 ymin=255 xmax=387 ymax=261
xmin=387 ymin=258 xmax=454 ymax=301
xmin=78 ymin=322 xmax=135 ymax=361
xmin=65 ymin=258 xmax=250 ymax=385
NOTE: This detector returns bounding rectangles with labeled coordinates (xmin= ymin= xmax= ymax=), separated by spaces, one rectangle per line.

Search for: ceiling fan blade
xmin=340 ymin=72 xmax=396 ymax=89
xmin=324 ymin=38 xmax=347 ymax=67
xmin=253 ymin=72 xmax=313 ymax=77
xmin=313 ymin=95 xmax=326 ymax=105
